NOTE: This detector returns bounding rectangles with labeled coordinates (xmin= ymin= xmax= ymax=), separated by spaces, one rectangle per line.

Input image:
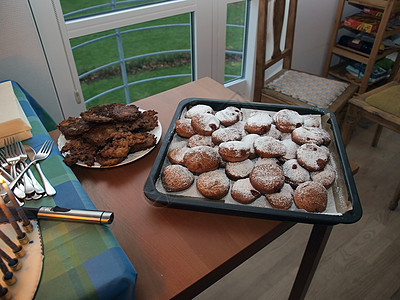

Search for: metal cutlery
xmin=0 ymin=149 xmax=26 ymax=199
xmin=17 ymin=141 xmax=45 ymax=197
xmin=9 ymin=140 xmax=54 ymax=190
xmin=25 ymin=144 xmax=56 ymax=196
xmin=3 ymin=137 xmax=20 ymax=179
xmin=4 ymin=137 xmax=35 ymax=196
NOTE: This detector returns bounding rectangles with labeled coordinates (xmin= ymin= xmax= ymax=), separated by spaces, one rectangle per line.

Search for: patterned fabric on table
xmin=265 ymin=70 xmax=349 ymax=108
xmin=10 ymin=81 xmax=137 ymax=299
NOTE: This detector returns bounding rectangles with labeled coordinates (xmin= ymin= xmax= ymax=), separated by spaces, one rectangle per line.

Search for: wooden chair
xmin=341 ymin=68 xmax=400 ymax=210
xmin=253 ymin=0 xmax=358 ymax=120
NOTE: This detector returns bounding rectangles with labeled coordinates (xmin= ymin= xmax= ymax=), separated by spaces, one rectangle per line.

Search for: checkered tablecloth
xmin=9 ymin=81 xmax=137 ymax=299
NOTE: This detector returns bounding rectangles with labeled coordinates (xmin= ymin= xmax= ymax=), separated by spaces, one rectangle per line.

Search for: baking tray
xmin=144 ymin=98 xmax=362 ymax=225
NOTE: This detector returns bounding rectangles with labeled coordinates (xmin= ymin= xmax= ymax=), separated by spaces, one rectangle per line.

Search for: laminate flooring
xmin=195 ymin=120 xmax=400 ymax=300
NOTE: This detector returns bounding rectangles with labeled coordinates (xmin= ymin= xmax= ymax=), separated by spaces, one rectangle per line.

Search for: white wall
xmin=292 ymin=0 xmax=336 ymax=74
xmin=0 ymin=0 xmax=64 ymax=123
xmin=292 ymin=0 xmax=358 ymax=75
xmin=0 ymin=0 xmax=344 ymax=123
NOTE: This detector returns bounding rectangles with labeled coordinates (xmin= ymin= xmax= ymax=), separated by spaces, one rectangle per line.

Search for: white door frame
xmin=29 ymin=0 xmax=259 ymax=118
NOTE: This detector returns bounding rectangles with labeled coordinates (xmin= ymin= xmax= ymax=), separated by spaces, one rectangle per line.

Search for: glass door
xmin=29 ymin=0 xmax=254 ymax=118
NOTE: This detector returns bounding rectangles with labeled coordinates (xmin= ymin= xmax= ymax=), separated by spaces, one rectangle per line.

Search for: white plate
xmin=58 ymin=120 xmax=162 ymax=168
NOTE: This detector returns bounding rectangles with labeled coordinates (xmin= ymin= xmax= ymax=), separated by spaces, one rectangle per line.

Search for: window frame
xmin=29 ymin=0 xmax=258 ymax=118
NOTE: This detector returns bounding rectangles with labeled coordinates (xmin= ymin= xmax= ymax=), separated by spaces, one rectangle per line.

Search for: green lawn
xmin=62 ymin=1 xmax=246 ymax=108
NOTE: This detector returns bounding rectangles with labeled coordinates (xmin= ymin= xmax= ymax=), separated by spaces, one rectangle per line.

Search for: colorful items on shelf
xmin=362 ymin=7 xmax=398 ymax=20
xmin=344 ymin=13 xmax=381 ymax=33
xmin=345 ymin=58 xmax=394 ymax=83
xmin=344 ymin=6 xmax=400 ymax=34
xmin=338 ymin=35 xmax=385 ymax=54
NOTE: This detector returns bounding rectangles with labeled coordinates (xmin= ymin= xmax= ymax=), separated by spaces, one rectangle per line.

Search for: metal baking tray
xmin=144 ymin=98 xmax=362 ymax=225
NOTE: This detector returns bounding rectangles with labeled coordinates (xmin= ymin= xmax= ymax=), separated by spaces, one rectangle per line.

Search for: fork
xmin=9 ymin=140 xmax=54 ymax=190
xmin=29 ymin=143 xmax=56 ymax=196
xmin=3 ymin=137 xmax=19 ymax=179
xmin=0 ymin=149 xmax=26 ymax=199
xmin=4 ymin=137 xmax=35 ymax=196
xmin=16 ymin=141 xmax=45 ymax=196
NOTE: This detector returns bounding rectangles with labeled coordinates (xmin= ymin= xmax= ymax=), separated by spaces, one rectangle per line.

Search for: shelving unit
xmin=323 ymin=0 xmax=400 ymax=94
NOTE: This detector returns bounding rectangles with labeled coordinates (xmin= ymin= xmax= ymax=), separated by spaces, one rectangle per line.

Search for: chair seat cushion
xmin=365 ymin=85 xmax=400 ymax=118
xmin=265 ymin=70 xmax=349 ymax=108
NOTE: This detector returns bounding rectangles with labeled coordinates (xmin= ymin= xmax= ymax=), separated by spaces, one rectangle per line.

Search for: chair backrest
xmin=253 ymin=0 xmax=298 ymax=101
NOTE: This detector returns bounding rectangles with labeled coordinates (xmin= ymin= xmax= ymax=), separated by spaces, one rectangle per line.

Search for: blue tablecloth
xmin=6 ymin=81 xmax=137 ymax=299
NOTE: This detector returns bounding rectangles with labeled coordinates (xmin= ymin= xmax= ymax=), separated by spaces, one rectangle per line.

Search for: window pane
xmin=225 ymin=1 xmax=247 ymax=83
xmin=60 ymin=0 xmax=175 ymax=21
xmin=70 ymin=13 xmax=192 ymax=108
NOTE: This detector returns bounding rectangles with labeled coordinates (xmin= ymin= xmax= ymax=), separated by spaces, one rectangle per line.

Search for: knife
xmin=0 ymin=206 xmax=114 ymax=225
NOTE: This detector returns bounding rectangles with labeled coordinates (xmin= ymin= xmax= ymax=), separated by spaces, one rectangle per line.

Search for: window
xmin=70 ymin=13 xmax=192 ymax=108
xmin=29 ymin=0 xmax=257 ymax=118
xmin=225 ymin=1 xmax=248 ymax=83
xmin=62 ymin=0 xmax=176 ymax=21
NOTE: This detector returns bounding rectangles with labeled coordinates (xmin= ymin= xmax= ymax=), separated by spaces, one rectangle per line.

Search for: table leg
xmin=288 ymin=224 xmax=333 ymax=300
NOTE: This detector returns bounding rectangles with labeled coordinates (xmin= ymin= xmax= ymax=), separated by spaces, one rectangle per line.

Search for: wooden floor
xmin=195 ymin=120 xmax=400 ymax=300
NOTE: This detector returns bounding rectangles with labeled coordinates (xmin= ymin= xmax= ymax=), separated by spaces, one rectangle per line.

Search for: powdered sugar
xmin=297 ymin=143 xmax=329 ymax=171
xmin=265 ymin=183 xmax=294 ymax=209
xmin=231 ymin=178 xmax=261 ymax=204
xmin=292 ymin=126 xmax=331 ymax=146
xmin=282 ymin=159 xmax=310 ymax=186
xmin=254 ymin=136 xmax=286 ymax=157
xmin=225 ymin=159 xmax=254 ymax=180
xmin=215 ymin=106 xmax=243 ymax=126
xmin=185 ymin=104 xmax=214 ymax=118
xmin=273 ymin=109 xmax=303 ymax=132
xmin=244 ymin=112 xmax=273 ymax=134
xmin=161 ymin=164 xmax=194 ymax=192
xmin=156 ymin=104 xmax=347 ymax=216
xmin=212 ymin=127 xmax=242 ymax=144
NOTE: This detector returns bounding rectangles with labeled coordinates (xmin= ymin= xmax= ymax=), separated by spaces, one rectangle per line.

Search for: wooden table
xmin=51 ymin=77 xmax=333 ymax=299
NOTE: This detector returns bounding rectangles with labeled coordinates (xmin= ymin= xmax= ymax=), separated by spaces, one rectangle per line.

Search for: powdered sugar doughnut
xmin=244 ymin=112 xmax=273 ymax=134
xmin=225 ymin=159 xmax=254 ymax=180
xmin=185 ymin=104 xmax=214 ymax=118
xmin=266 ymin=124 xmax=283 ymax=140
xmin=162 ymin=165 xmax=194 ymax=192
xmin=296 ymin=143 xmax=329 ymax=171
xmin=249 ymin=163 xmax=285 ymax=194
xmin=211 ymin=127 xmax=242 ymax=145
xmin=241 ymin=133 xmax=260 ymax=159
xmin=282 ymin=159 xmax=310 ymax=187
xmin=191 ymin=113 xmax=220 ymax=136
xmin=167 ymin=147 xmax=190 ymax=165
xmin=218 ymin=141 xmax=250 ymax=162
xmin=215 ymin=106 xmax=242 ymax=126
xmin=310 ymin=164 xmax=336 ymax=188
xmin=303 ymin=115 xmax=321 ymax=127
xmin=255 ymin=157 xmax=281 ymax=167
xmin=273 ymin=109 xmax=303 ymax=133
xmin=281 ymin=138 xmax=299 ymax=161
xmin=280 ymin=132 xmax=292 ymax=140
xmin=292 ymin=126 xmax=331 ymax=146
xmin=175 ymin=118 xmax=196 ymax=138
xmin=229 ymin=120 xmax=246 ymax=137
xmin=254 ymin=136 xmax=286 ymax=158
xmin=187 ymin=134 xmax=213 ymax=148
xmin=213 ymin=145 xmax=227 ymax=168
xmin=265 ymin=183 xmax=293 ymax=210
xmin=196 ymin=170 xmax=230 ymax=200
xmin=231 ymin=178 xmax=261 ymax=204
xmin=294 ymin=181 xmax=327 ymax=212
xmin=183 ymin=146 xmax=220 ymax=173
